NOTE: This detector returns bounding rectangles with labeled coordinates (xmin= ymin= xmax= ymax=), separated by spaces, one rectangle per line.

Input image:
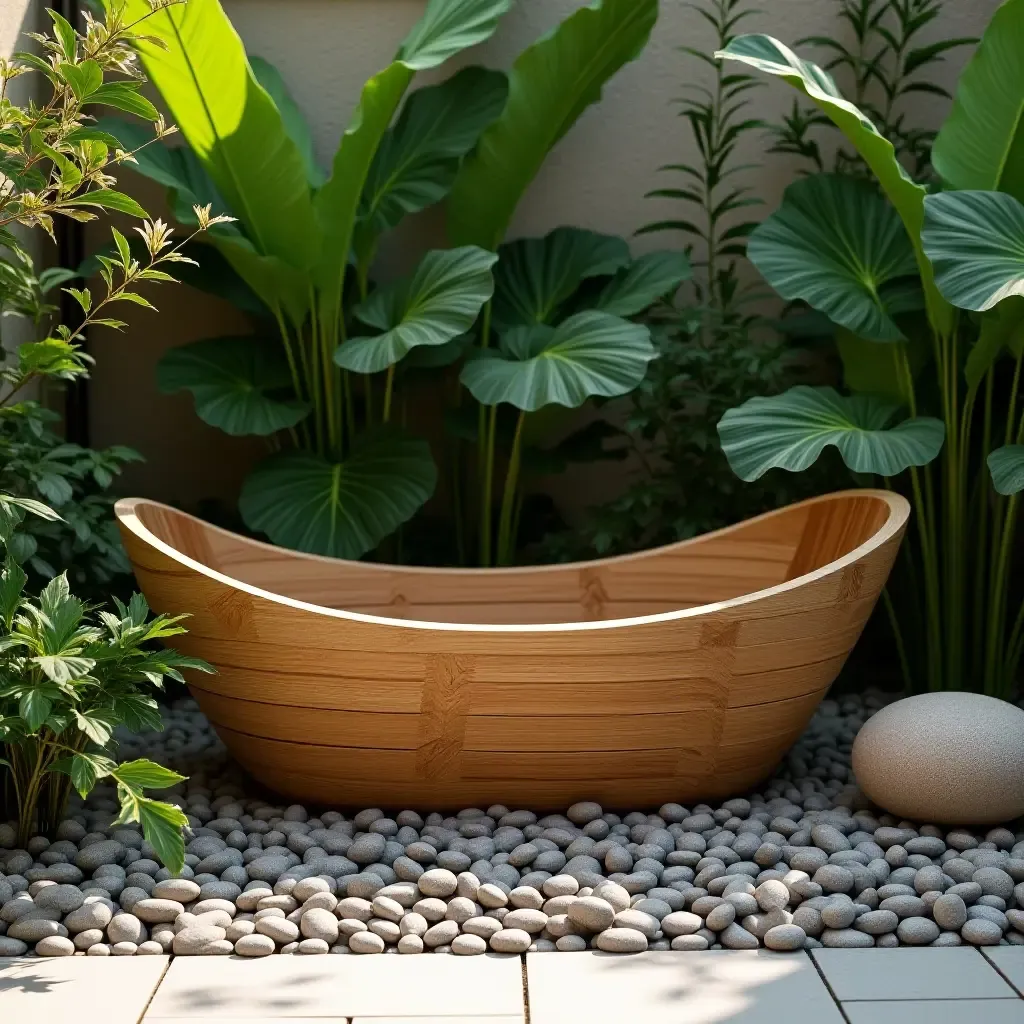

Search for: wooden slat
xmin=117 ymin=489 xmax=909 ymax=809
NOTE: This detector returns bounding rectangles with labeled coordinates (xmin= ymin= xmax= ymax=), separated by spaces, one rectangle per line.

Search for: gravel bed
xmin=2 ymin=691 xmax=1023 ymax=958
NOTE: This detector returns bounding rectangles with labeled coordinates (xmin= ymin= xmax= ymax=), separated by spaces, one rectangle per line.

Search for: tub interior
xmin=132 ymin=494 xmax=892 ymax=625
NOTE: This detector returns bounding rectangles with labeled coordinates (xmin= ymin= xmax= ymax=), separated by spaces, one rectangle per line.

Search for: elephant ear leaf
xmin=932 ymin=0 xmax=1024 ymax=202
xmin=447 ymin=0 xmax=659 ymax=250
xmin=717 ymin=385 xmax=945 ymax=481
xmin=593 ymin=251 xmax=692 ymax=318
xmin=922 ymin=190 xmax=1024 ymax=312
xmin=749 ymin=174 xmax=920 ymax=342
xmin=157 ymin=336 xmax=310 ymax=437
xmin=249 ymin=56 xmax=325 ymax=187
xmin=239 ymin=435 xmax=437 ymax=558
xmin=988 ymin=445 xmax=1024 ymax=496
xmin=357 ymin=67 xmax=509 ymax=251
xmin=335 ymin=247 xmax=498 ymax=375
xmin=493 ymin=228 xmax=631 ymax=330
xmin=718 ymin=34 xmax=951 ymax=335
xmin=460 ymin=311 xmax=657 ymax=411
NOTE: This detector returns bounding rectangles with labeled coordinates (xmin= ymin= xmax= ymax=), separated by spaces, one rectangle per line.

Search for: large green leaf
xmin=460 ymin=311 xmax=657 ymax=411
xmin=336 ymin=247 xmax=498 ymax=374
xmin=447 ymin=0 xmax=659 ymax=250
xmin=718 ymin=385 xmax=945 ymax=481
xmin=493 ymin=228 xmax=630 ymax=329
xmin=249 ymin=56 xmax=325 ymax=187
xmin=157 ymin=336 xmax=310 ymax=436
xmin=922 ymin=190 xmax=1024 ymax=312
xmin=749 ymin=174 xmax=920 ymax=341
xmin=358 ymin=68 xmax=509 ymax=243
xmin=988 ymin=444 xmax=1024 ymax=495
xmin=314 ymin=0 xmax=509 ymax=332
xmin=239 ymin=436 xmax=438 ymax=558
xmin=593 ymin=251 xmax=692 ymax=318
xmin=115 ymin=0 xmax=318 ymax=272
xmin=932 ymin=0 xmax=1024 ymax=202
xmin=397 ymin=0 xmax=512 ymax=69
xmin=718 ymin=34 xmax=952 ymax=336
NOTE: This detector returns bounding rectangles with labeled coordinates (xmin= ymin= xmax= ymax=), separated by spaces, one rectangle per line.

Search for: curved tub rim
xmin=115 ymin=488 xmax=910 ymax=636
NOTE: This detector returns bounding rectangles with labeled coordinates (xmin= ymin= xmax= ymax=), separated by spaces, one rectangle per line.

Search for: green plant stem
xmin=479 ymin=404 xmax=498 ymax=567
xmin=343 ymin=372 xmax=356 ymax=448
xmin=475 ymin=304 xmax=494 ymax=564
xmin=364 ymin=376 xmax=374 ymax=426
xmin=274 ymin=308 xmax=310 ymax=449
xmin=497 ymin=410 xmax=526 ymax=566
xmin=897 ymin=348 xmax=942 ymax=690
xmin=973 ymin=369 xmax=995 ymax=677
xmin=382 ymin=366 xmax=396 ymax=424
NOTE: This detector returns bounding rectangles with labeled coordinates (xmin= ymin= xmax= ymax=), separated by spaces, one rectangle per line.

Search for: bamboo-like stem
xmin=973 ymin=369 xmax=995 ymax=678
xmin=479 ymin=404 xmax=498 ymax=567
xmin=897 ymin=348 xmax=942 ymax=690
xmin=497 ymin=411 xmax=526 ymax=566
xmin=382 ymin=366 xmax=396 ymax=424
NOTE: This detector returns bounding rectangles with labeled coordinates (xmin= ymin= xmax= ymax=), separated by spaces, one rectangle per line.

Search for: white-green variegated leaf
xmin=336 ymin=247 xmax=498 ymax=375
xmin=460 ymin=310 xmax=657 ymax=411
xmin=922 ymin=190 xmax=1024 ymax=312
xmin=988 ymin=444 xmax=1024 ymax=496
xmin=748 ymin=174 xmax=920 ymax=341
xmin=717 ymin=385 xmax=945 ymax=481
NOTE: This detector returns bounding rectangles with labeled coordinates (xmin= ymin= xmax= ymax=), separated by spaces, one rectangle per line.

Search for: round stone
xmin=852 ymin=693 xmax=1024 ymax=824
xmin=503 ymin=909 xmax=547 ymax=934
xmin=764 ymin=925 xmax=806 ymax=951
xmin=821 ymin=928 xmax=874 ymax=948
xmin=490 ymin=928 xmax=532 ymax=953
xmin=595 ymin=927 xmax=648 ymax=952
xmin=34 ymin=884 xmax=84 ymax=914
xmin=661 ymin=911 xmax=703 ymax=937
xmin=452 ymin=933 xmax=487 ymax=955
xmin=35 ymin=935 xmax=74 ymax=957
xmin=720 ymin=923 xmax=760 ymax=949
xmin=418 ymin=869 xmax=458 ymax=898
xmin=133 ymin=899 xmax=184 ymax=923
xmin=933 ymin=894 xmax=968 ymax=931
xmin=556 ymin=934 xmax=588 ymax=951
xmin=300 ymin=908 xmax=339 ymax=943
xmin=897 ymin=917 xmax=940 ymax=945
xmin=397 ymin=934 xmax=423 ymax=954
xmin=671 ymin=934 xmax=710 ymax=951
xmin=349 ymin=931 xmax=386 ymax=954
xmin=962 ymin=918 xmax=1003 ymax=945
xmin=568 ymin=897 xmax=615 ymax=933
xmin=152 ymin=878 xmax=201 ymax=903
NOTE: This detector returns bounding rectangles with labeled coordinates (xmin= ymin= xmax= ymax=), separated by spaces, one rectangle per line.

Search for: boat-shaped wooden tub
xmin=116 ymin=489 xmax=908 ymax=809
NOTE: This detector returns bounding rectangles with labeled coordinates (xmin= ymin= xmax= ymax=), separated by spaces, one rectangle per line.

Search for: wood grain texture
xmin=116 ymin=489 xmax=908 ymax=809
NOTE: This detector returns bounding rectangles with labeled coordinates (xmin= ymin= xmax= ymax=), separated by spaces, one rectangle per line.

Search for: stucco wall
xmin=84 ymin=0 xmax=999 ymax=510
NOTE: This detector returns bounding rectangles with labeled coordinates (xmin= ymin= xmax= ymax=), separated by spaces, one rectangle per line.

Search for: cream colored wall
xmin=86 ymin=0 xmax=1000 ymax=510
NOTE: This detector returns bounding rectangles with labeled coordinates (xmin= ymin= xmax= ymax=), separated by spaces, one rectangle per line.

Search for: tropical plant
xmin=543 ymin=0 xmax=824 ymax=560
xmin=767 ymin=0 xmax=975 ymax=180
xmin=0 ymin=0 xmax=232 ymax=594
xmin=105 ymin=0 xmax=686 ymax=566
xmin=713 ymin=0 xmax=1024 ymax=699
xmin=0 ymin=494 xmax=213 ymax=870
xmin=0 ymin=0 xmax=229 ymax=868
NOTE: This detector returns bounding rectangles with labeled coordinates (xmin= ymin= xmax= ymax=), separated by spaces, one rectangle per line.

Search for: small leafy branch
xmin=640 ymin=0 xmax=764 ymax=324
xmin=768 ymin=0 xmax=975 ymax=178
xmin=0 ymin=498 xmax=213 ymax=871
xmin=0 ymin=1 xmax=181 ymax=242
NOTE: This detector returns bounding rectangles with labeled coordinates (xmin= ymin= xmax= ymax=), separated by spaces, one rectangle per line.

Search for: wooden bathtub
xmin=116 ymin=490 xmax=908 ymax=810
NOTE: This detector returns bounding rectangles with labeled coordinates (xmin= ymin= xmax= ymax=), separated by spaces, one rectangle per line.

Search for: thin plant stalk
xmin=497 ymin=410 xmax=526 ymax=566
xmin=479 ymin=404 xmax=498 ymax=567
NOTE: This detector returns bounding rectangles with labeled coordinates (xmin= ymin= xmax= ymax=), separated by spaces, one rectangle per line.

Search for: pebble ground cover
xmin=2 ymin=692 xmax=1024 ymax=958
